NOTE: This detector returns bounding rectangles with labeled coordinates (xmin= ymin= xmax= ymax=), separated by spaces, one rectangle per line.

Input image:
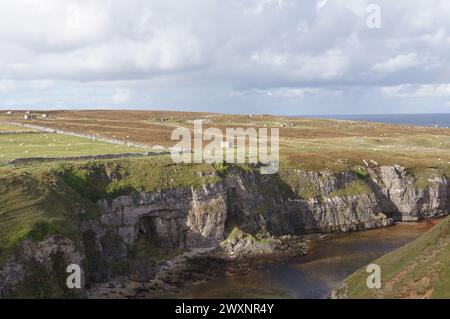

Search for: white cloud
xmin=250 ymin=49 xmax=349 ymax=81
xmin=0 ymin=79 xmax=16 ymax=92
xmin=230 ymin=87 xmax=341 ymax=99
xmin=0 ymin=0 xmax=450 ymax=113
xmin=372 ymin=53 xmax=420 ymax=74
xmin=295 ymin=50 xmax=350 ymax=80
xmin=381 ymin=84 xmax=450 ymax=98
xmin=250 ymin=51 xmax=288 ymax=67
xmin=240 ymin=0 xmax=284 ymax=15
xmin=112 ymin=88 xmax=131 ymax=104
xmin=316 ymin=0 xmax=329 ymax=12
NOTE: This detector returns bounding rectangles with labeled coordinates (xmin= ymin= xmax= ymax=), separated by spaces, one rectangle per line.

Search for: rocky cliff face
xmin=368 ymin=165 xmax=449 ymax=221
xmin=85 ymin=165 xmax=450 ymax=255
xmin=83 ymin=165 xmax=450 ymax=281
xmin=0 ymin=236 xmax=84 ymax=298
xmin=95 ymin=170 xmax=377 ymax=250
xmin=1 ymin=164 xmax=449 ymax=297
xmin=96 ymin=184 xmax=228 ymax=248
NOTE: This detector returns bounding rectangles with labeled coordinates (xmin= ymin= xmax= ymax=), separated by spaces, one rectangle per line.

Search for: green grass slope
xmin=0 ymin=124 xmax=36 ymax=132
xmin=0 ymin=158 xmax=227 ymax=265
xmin=0 ymin=169 xmax=83 ymax=266
xmin=0 ymin=132 xmax=143 ymax=164
xmin=335 ymin=216 xmax=450 ymax=299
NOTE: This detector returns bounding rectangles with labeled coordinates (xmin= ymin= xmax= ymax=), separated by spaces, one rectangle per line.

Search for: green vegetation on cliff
xmin=335 ymin=216 xmax=450 ymax=299
xmin=279 ymin=171 xmax=321 ymax=199
xmin=56 ymin=157 xmax=222 ymax=200
xmin=0 ymin=170 xmax=84 ymax=266
xmin=412 ymin=168 xmax=444 ymax=190
xmin=330 ymin=180 xmax=372 ymax=197
xmin=0 ymin=157 xmax=225 ymax=266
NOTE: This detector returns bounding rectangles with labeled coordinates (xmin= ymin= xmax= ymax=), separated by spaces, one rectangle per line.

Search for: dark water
xmin=161 ymin=220 xmax=439 ymax=299
xmin=297 ymin=114 xmax=450 ymax=128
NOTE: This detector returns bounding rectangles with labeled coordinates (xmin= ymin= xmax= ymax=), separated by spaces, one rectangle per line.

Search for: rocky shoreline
xmin=87 ymin=234 xmax=311 ymax=299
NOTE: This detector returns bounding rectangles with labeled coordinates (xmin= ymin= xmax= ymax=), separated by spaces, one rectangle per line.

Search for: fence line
xmin=8 ymin=151 xmax=171 ymax=165
xmin=0 ymin=121 xmax=166 ymax=150
xmin=0 ymin=131 xmax=41 ymax=135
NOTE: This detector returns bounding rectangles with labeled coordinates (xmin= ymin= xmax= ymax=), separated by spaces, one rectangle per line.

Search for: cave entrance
xmin=135 ymin=211 xmax=186 ymax=249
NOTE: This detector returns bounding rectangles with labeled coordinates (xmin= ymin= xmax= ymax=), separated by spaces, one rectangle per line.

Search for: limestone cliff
xmin=93 ymin=166 xmax=449 ymax=249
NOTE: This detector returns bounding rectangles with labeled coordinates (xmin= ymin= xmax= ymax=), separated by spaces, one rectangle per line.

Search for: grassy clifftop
xmin=0 ymin=157 xmax=227 ymax=265
xmin=335 ymin=216 xmax=450 ymax=299
xmin=0 ymin=169 xmax=82 ymax=265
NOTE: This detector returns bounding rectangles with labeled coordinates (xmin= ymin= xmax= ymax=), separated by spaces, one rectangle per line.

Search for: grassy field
xmin=0 ymin=132 xmax=144 ymax=164
xmin=2 ymin=110 xmax=450 ymax=171
xmin=0 ymin=124 xmax=36 ymax=132
xmin=335 ymin=216 xmax=450 ymax=299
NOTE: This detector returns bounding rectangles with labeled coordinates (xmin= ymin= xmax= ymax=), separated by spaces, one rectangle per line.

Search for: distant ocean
xmin=295 ymin=113 xmax=450 ymax=128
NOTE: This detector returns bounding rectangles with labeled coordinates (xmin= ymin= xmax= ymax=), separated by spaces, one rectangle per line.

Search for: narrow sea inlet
xmin=159 ymin=219 xmax=441 ymax=299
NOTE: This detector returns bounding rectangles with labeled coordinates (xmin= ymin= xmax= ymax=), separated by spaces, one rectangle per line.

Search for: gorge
xmin=0 ymin=159 xmax=449 ymax=298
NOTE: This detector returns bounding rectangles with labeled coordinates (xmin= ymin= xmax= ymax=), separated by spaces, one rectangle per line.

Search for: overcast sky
xmin=0 ymin=0 xmax=450 ymax=115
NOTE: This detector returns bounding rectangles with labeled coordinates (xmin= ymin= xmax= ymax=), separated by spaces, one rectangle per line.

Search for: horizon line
xmin=2 ymin=108 xmax=450 ymax=117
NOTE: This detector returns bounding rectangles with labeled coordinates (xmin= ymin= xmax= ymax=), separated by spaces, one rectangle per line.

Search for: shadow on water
xmin=158 ymin=219 xmax=441 ymax=299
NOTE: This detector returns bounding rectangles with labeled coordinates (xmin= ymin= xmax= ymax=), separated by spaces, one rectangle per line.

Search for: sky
xmin=0 ymin=0 xmax=450 ymax=115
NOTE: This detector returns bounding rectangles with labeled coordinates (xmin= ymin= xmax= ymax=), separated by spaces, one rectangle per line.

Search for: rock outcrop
xmin=368 ymin=165 xmax=449 ymax=221
xmin=0 ymin=236 xmax=84 ymax=298
xmin=97 ymin=184 xmax=228 ymax=248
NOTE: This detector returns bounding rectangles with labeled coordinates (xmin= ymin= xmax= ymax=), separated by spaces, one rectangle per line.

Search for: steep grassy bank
xmin=332 ymin=215 xmax=450 ymax=298
xmin=0 ymin=169 xmax=82 ymax=266
xmin=0 ymin=157 xmax=223 ymax=265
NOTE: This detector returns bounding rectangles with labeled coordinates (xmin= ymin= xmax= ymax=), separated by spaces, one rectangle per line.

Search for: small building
xmin=41 ymin=113 xmax=48 ymax=118
xmin=6 ymin=111 xmax=12 ymax=114
xmin=25 ymin=111 xmax=30 ymax=114
xmin=24 ymin=114 xmax=36 ymax=120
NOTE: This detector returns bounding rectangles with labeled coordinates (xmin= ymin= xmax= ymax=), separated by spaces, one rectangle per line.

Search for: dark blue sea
xmin=295 ymin=113 xmax=450 ymax=128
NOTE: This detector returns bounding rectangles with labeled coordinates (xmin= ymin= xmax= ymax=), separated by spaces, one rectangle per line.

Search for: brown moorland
xmin=2 ymin=110 xmax=450 ymax=171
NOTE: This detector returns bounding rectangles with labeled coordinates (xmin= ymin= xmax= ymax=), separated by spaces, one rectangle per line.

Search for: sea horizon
xmin=291 ymin=113 xmax=450 ymax=128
